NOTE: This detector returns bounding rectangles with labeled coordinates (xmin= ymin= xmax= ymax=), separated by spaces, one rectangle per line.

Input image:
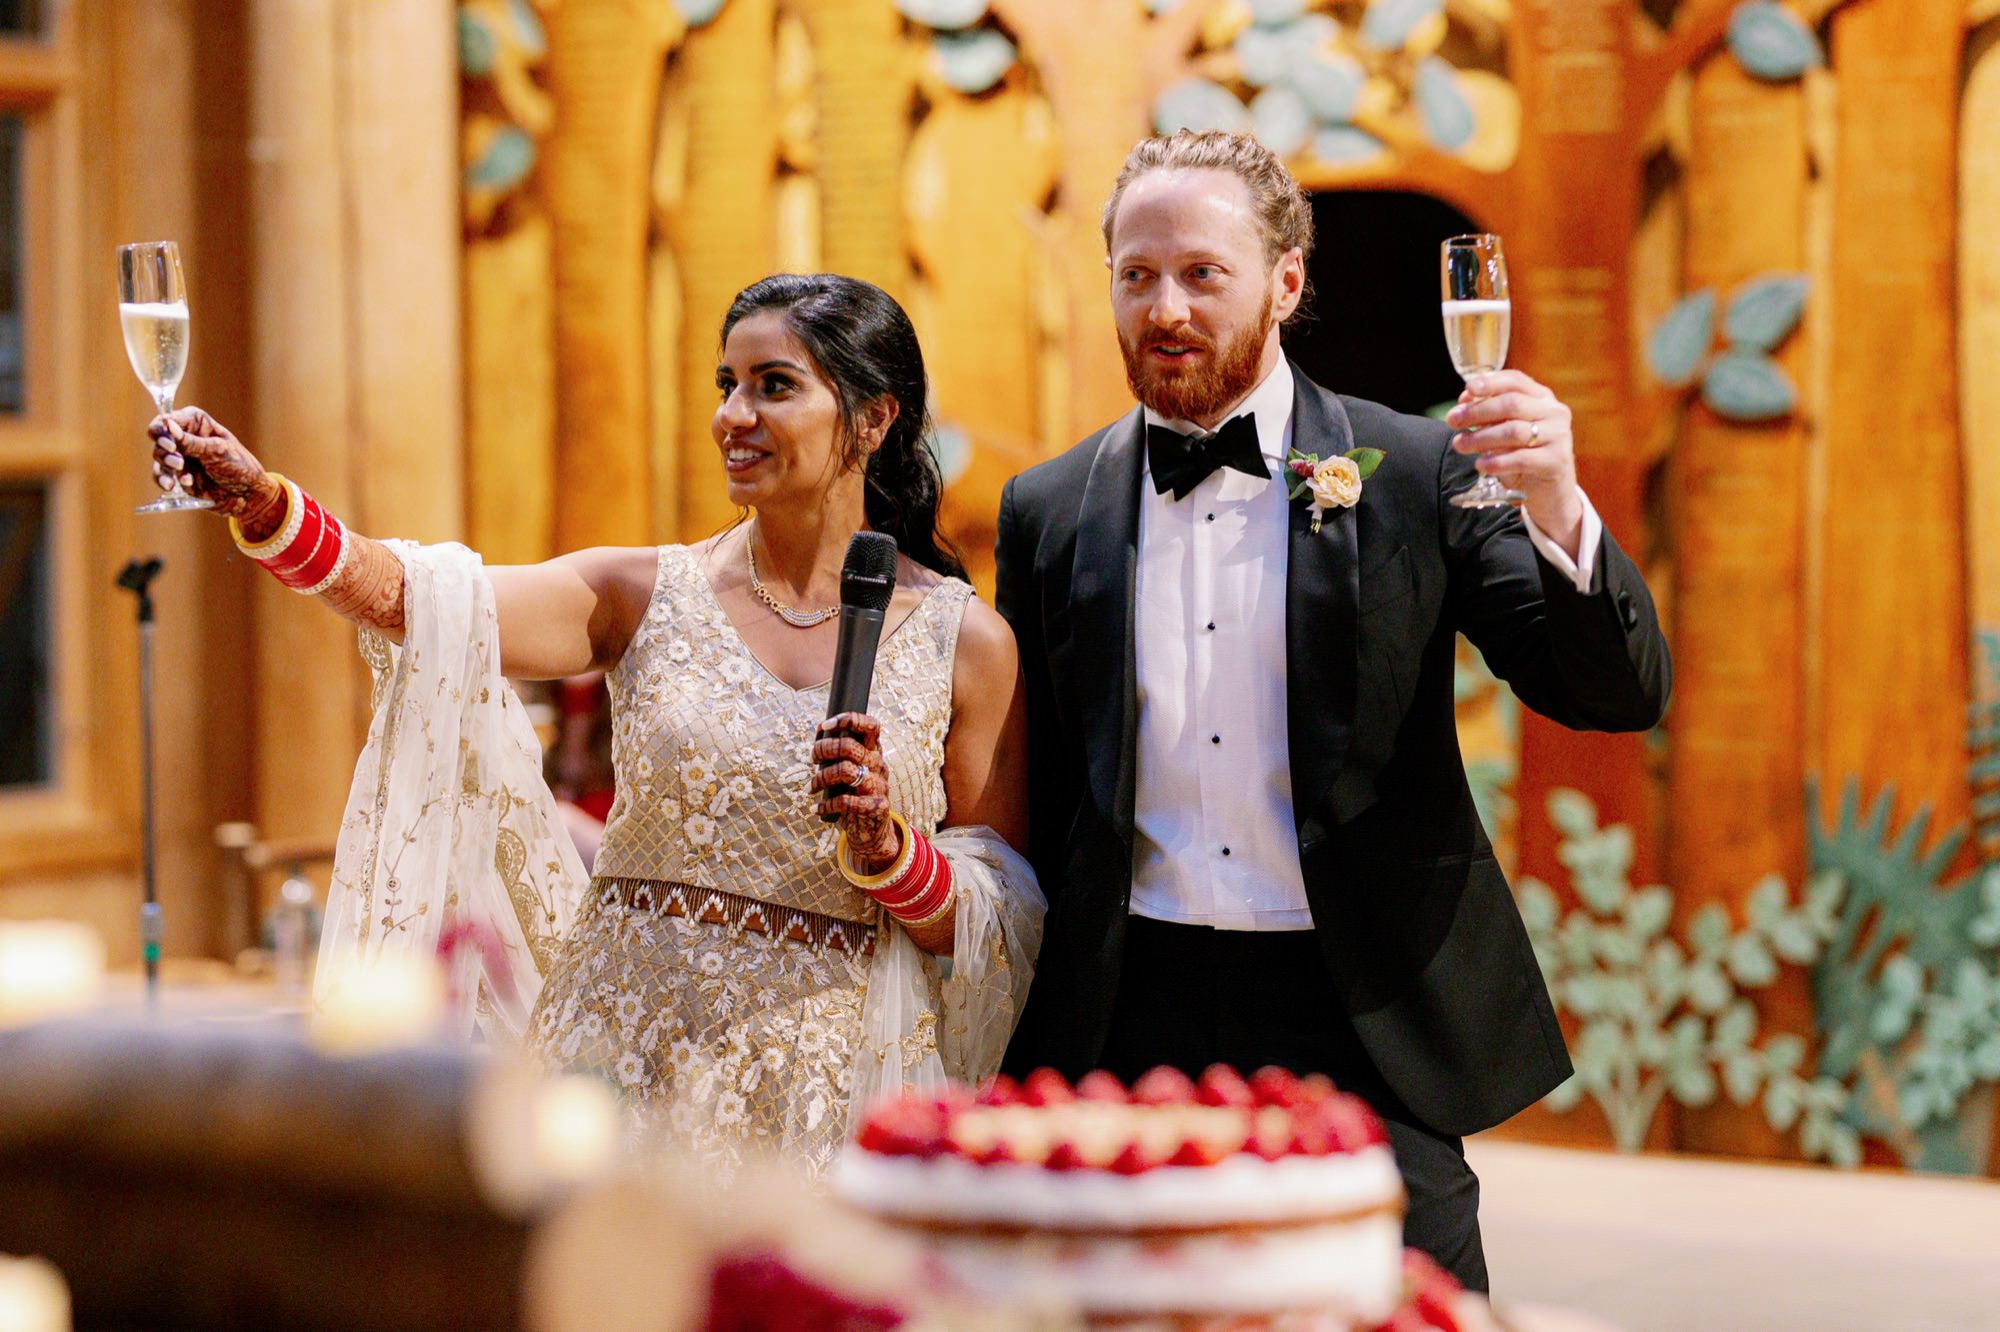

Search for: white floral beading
xmin=526 ymin=545 xmax=1043 ymax=1179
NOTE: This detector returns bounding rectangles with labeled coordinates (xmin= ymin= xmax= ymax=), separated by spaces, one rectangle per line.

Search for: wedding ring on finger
xmin=1528 ymin=420 xmax=1540 ymax=446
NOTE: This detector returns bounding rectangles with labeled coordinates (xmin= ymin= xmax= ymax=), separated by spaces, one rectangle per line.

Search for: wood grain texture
xmin=791 ymin=0 xmax=909 ymax=298
xmin=662 ymin=0 xmax=779 ymax=542
xmin=1961 ymin=24 xmax=2000 ymax=638
xmin=245 ymin=0 xmax=368 ymax=856
xmin=906 ymin=87 xmax=1059 ymax=593
xmin=544 ymin=0 xmax=673 ymax=551
xmin=1670 ymin=53 xmax=1810 ymax=1161
xmin=1815 ymin=0 xmax=1967 ymax=840
xmin=466 ymin=213 xmax=558 ymax=565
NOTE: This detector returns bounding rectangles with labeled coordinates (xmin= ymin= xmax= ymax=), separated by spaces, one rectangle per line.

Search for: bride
xmin=152 ymin=273 xmax=1043 ymax=1176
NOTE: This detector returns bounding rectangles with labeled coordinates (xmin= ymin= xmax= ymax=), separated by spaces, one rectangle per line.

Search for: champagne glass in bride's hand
xmin=1441 ymin=233 xmax=1522 ymax=510
xmin=118 ymin=240 xmax=210 ymax=514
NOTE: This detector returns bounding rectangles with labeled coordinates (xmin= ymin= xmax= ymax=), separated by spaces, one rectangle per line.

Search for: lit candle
xmin=0 ymin=1254 xmax=71 ymax=1332
xmin=308 ymin=952 xmax=447 ymax=1055
xmin=531 ymin=1075 xmax=620 ymax=1186
xmin=466 ymin=1062 xmax=622 ymax=1216
xmin=0 ymin=922 xmax=106 ymax=1029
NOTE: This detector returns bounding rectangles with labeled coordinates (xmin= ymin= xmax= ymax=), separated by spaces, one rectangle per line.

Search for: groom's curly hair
xmin=1100 ymin=129 xmax=1316 ymax=328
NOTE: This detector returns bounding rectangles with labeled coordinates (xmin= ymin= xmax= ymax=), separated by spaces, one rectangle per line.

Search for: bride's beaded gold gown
xmin=528 ymin=546 xmax=974 ymax=1177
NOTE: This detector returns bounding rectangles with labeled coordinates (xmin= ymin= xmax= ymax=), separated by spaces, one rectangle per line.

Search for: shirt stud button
xmin=1222 ymin=846 xmax=1232 ymax=857
xmin=1206 ymin=513 xmax=1215 ymax=522
xmin=1211 ymin=734 xmax=1220 ymax=745
xmin=1206 ymin=621 xmax=1216 ymax=631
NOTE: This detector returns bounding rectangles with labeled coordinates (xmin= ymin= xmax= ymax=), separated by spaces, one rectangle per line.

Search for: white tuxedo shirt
xmin=1128 ymin=360 xmax=1603 ymax=930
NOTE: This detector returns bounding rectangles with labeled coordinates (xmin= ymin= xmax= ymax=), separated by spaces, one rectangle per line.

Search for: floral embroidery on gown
xmin=528 ymin=545 xmax=973 ymax=1178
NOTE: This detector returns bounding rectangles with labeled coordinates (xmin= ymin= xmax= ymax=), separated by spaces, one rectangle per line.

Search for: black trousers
xmin=1097 ymin=915 xmax=1489 ymax=1293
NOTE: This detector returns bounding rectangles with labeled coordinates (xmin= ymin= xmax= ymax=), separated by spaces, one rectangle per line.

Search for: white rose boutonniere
xmin=1286 ymin=446 xmax=1383 ymax=533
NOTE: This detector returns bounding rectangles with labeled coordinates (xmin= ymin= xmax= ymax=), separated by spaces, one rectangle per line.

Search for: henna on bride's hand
xmin=317 ymin=532 xmax=407 ymax=635
xmin=812 ymin=712 xmax=899 ymax=869
xmin=148 ymin=406 xmax=281 ymax=522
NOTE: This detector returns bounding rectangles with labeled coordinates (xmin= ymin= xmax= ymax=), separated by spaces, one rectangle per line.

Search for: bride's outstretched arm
xmin=149 ymin=407 xmax=655 ymax=679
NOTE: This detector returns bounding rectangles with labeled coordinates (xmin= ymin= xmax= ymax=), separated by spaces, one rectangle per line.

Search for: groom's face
xmin=1108 ymin=168 xmax=1297 ymax=426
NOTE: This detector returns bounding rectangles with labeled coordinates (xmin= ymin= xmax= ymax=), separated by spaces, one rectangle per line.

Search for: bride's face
xmin=712 ymin=311 xmax=852 ymax=513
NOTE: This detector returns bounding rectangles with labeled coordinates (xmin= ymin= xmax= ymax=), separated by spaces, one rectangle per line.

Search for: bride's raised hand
xmin=811 ymin=712 xmax=900 ymax=872
xmin=147 ymin=407 xmax=281 ymax=520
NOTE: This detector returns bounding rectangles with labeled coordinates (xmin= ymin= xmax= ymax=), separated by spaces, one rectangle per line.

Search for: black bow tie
xmin=1146 ymin=414 xmax=1269 ymax=500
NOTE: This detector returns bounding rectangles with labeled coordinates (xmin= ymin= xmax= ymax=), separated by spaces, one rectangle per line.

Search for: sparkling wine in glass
xmin=117 ymin=240 xmax=209 ymax=513
xmin=1441 ymin=233 xmax=1522 ymax=510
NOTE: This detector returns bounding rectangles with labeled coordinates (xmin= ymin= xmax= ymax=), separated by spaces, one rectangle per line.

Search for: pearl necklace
xmin=746 ymin=532 xmax=840 ymax=628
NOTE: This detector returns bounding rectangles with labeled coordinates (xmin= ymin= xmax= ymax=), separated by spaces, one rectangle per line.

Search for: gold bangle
xmin=230 ymin=473 xmax=300 ymax=559
xmin=837 ymin=811 xmax=914 ymax=889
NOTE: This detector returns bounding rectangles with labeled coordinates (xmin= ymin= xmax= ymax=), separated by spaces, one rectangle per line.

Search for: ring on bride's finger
xmin=1528 ymin=421 xmax=1540 ymax=445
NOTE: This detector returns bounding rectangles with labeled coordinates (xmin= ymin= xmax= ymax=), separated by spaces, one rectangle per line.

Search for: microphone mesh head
xmin=839 ymin=532 xmax=899 ymax=611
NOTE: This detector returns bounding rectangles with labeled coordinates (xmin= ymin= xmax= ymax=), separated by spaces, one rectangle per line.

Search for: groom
xmin=994 ymin=131 xmax=1670 ymax=1289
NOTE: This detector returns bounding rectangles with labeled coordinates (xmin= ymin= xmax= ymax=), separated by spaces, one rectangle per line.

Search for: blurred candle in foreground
xmin=532 ymin=1074 xmax=621 ymax=1185
xmin=0 ymin=1255 xmax=71 ymax=1332
xmin=0 ymin=922 xmax=106 ymax=1028
xmin=309 ymin=952 xmax=447 ymax=1055
xmin=467 ymin=1061 xmax=622 ymax=1216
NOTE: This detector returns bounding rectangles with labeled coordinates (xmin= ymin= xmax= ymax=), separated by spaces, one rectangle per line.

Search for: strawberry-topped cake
xmin=832 ymin=1065 xmax=1408 ymax=1327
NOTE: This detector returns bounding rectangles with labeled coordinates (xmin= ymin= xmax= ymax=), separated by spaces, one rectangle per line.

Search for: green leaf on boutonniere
xmin=1345 ymin=448 xmax=1383 ymax=480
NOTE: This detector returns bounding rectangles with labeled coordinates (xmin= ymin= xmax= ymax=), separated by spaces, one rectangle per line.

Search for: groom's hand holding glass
xmin=1444 ymin=371 xmax=1586 ymax=561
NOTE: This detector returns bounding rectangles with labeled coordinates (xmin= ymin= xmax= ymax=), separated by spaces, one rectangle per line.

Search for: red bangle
xmin=264 ymin=492 xmax=327 ymax=578
xmin=868 ymin=832 xmax=955 ymax=925
xmin=280 ymin=512 xmax=345 ymax=591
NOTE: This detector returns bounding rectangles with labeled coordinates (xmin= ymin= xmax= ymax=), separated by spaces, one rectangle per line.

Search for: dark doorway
xmin=1283 ymin=190 xmax=1481 ymax=419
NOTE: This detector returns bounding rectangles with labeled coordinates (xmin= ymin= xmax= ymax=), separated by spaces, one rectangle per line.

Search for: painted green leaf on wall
xmin=675 ymin=0 xmax=729 ymax=28
xmin=932 ymin=29 xmax=1016 ymax=94
xmin=1361 ymin=0 xmax=1441 ymax=50
xmin=926 ymin=423 xmax=973 ymax=488
xmin=1236 ymin=25 xmax=1295 ymax=89
xmin=1248 ymin=0 xmax=1311 ymax=23
xmin=1413 ymin=58 xmax=1474 ymax=151
xmin=1646 ymin=289 xmax=1714 ymax=388
xmin=1727 ymin=1 xmax=1825 ymax=82
xmin=466 ymin=126 xmax=536 ymax=192
xmin=894 ymin=0 xmax=987 ymax=29
xmin=1702 ymin=350 xmax=1797 ymax=421
xmin=1249 ymin=86 xmax=1313 ymax=159
xmin=1292 ymin=51 xmax=1366 ymax=125
xmin=1156 ymin=78 xmax=1252 ymax=135
xmin=1312 ymin=125 xmax=1387 ymax=166
xmin=506 ymin=0 xmax=547 ymax=58
xmin=458 ymin=9 xmax=497 ymax=75
xmin=1725 ymin=274 xmax=1810 ymax=351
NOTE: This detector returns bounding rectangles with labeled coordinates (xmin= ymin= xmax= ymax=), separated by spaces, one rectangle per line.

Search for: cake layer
xmin=920 ymin=1211 xmax=1406 ymax=1319
xmin=832 ymin=1144 xmax=1402 ymax=1232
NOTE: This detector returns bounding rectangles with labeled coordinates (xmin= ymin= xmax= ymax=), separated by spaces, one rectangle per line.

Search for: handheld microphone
xmin=820 ymin=531 xmax=899 ymax=821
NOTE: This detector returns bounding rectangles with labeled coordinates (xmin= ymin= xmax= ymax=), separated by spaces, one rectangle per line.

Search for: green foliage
xmin=1808 ymin=773 xmax=2000 ymax=1172
xmin=1521 ymin=790 xmax=1857 ymax=1164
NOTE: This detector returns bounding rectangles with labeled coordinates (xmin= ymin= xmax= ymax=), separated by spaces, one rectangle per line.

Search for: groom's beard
xmin=1119 ymin=292 xmax=1273 ymax=423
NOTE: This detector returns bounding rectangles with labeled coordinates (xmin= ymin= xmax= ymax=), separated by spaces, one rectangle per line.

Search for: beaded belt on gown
xmin=599 ymin=876 xmax=878 ymax=957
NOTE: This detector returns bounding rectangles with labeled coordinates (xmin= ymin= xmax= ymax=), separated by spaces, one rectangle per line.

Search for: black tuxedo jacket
xmin=993 ymin=365 xmax=1671 ymax=1136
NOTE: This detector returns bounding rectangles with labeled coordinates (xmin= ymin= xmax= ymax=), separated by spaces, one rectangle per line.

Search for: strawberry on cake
xmin=833 ymin=1065 xmax=1410 ymax=1327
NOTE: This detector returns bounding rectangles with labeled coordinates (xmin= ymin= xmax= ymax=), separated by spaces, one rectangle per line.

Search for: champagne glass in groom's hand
xmin=1440 ymin=233 xmax=1524 ymax=510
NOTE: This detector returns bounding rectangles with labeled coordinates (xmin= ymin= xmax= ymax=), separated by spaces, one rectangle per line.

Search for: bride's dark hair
xmin=720 ymin=273 xmax=967 ymax=581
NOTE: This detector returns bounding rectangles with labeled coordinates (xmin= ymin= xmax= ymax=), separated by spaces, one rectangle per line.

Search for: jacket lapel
xmin=1285 ymin=371 xmax=1360 ymax=842
xmin=1067 ymin=408 xmax=1146 ymax=841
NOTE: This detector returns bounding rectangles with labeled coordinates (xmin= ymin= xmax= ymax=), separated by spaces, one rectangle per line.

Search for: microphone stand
xmin=116 ymin=557 xmax=165 ymax=1009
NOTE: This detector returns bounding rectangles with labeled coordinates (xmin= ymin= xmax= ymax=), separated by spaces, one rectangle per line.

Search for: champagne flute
xmin=117 ymin=240 xmax=210 ymax=513
xmin=1441 ymin=233 xmax=1522 ymax=510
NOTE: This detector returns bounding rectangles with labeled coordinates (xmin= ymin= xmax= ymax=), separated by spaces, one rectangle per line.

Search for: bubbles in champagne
xmin=119 ymin=300 xmax=189 ymax=402
xmin=1440 ymin=299 xmax=1510 ymax=379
